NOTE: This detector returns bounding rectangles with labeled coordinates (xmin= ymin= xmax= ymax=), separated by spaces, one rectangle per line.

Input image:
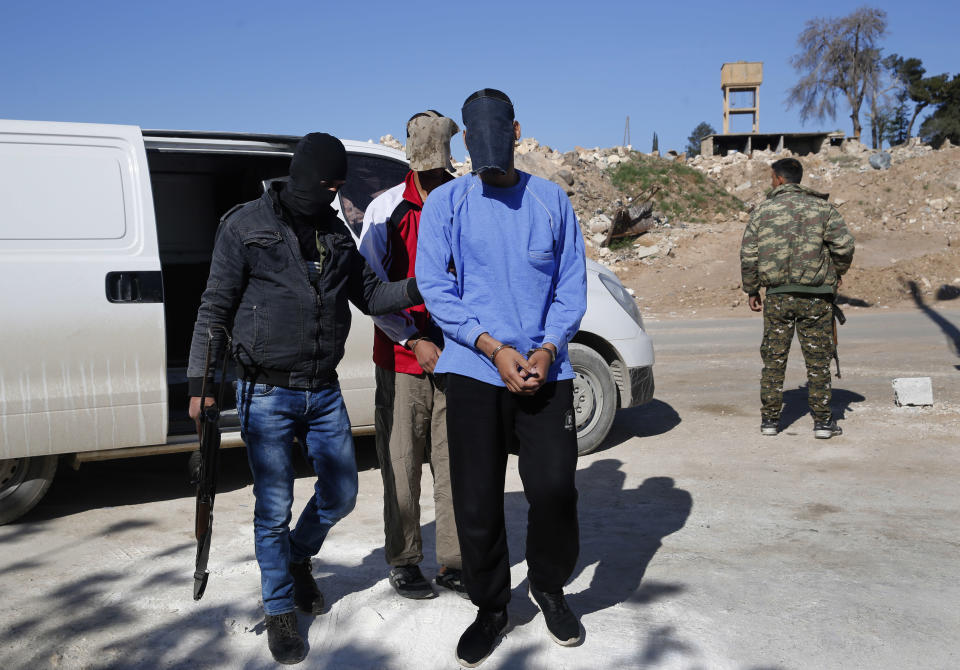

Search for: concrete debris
xmin=927 ymin=198 xmax=949 ymax=212
xmin=588 ymin=214 xmax=612 ymax=233
xmin=603 ymin=195 xmax=657 ymax=247
xmin=869 ymin=151 xmax=892 ymax=170
xmin=635 ymin=244 xmax=660 ymax=259
xmin=892 ymin=377 xmax=934 ymax=407
xmin=554 ymin=169 xmax=575 ymax=186
xmin=843 ymin=139 xmax=870 ymax=155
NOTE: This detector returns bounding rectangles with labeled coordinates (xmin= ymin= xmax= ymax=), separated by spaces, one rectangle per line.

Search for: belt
xmin=236 ymin=364 xmax=337 ymax=390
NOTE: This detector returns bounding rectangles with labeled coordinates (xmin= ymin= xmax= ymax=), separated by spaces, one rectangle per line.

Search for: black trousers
xmin=445 ymin=374 xmax=580 ymax=611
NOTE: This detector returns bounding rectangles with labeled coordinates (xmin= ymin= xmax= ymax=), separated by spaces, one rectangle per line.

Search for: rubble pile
xmin=379 ymin=133 xmax=960 ymax=314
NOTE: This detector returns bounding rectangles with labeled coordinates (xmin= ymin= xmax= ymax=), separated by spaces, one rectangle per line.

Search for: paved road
xmin=1 ymin=306 xmax=958 ymax=669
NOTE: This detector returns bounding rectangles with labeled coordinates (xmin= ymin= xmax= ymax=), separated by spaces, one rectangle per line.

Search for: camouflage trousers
xmin=760 ymin=293 xmax=834 ymax=422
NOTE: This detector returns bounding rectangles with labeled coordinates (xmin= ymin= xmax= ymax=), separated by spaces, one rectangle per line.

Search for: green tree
xmin=885 ymin=93 xmax=910 ymax=146
xmin=906 ymin=71 xmax=950 ymax=140
xmin=919 ymin=74 xmax=960 ymax=148
xmin=652 ymin=132 xmax=659 ymax=153
xmin=787 ymin=7 xmax=887 ymax=142
xmin=685 ymin=122 xmax=717 ymax=156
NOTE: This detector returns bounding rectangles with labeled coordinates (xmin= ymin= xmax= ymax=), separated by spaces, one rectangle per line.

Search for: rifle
xmin=832 ymin=303 xmax=846 ymax=378
xmin=193 ymin=325 xmax=232 ymax=601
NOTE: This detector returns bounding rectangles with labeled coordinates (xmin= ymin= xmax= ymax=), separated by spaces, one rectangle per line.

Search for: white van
xmin=0 ymin=120 xmax=654 ymax=524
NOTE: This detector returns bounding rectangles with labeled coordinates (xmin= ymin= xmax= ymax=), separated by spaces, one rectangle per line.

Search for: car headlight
xmin=598 ymin=272 xmax=643 ymax=327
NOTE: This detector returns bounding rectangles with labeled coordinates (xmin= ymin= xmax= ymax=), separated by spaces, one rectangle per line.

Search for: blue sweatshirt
xmin=416 ymin=171 xmax=587 ymax=387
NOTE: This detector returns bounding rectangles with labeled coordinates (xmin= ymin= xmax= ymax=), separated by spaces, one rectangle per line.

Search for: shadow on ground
xmin=907 ymin=280 xmax=960 ymax=364
xmin=779 ymin=386 xmax=866 ymax=432
xmin=592 ymin=399 xmax=682 ymax=453
xmin=18 ymin=436 xmax=382 ymax=528
xmin=20 ymin=448 xmax=254 ymax=525
xmin=488 ymin=460 xmax=692 ymax=634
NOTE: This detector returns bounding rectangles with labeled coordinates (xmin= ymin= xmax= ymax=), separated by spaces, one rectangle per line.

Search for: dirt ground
xmin=619 ymin=143 xmax=960 ymax=319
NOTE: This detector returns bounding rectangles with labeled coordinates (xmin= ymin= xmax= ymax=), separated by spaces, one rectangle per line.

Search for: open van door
xmin=0 ymin=120 xmax=167 ymax=522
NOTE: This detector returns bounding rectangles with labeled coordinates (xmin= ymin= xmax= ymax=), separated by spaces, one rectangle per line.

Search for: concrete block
xmin=635 ymin=244 xmax=660 ymax=259
xmin=892 ymin=377 xmax=934 ymax=406
xmin=869 ymin=151 xmax=892 ymax=170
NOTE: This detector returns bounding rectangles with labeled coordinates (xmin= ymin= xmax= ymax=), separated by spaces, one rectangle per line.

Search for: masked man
xmin=187 ymin=133 xmax=421 ymax=665
xmin=416 ymin=90 xmax=587 ymax=667
xmin=359 ymin=111 xmax=467 ymax=600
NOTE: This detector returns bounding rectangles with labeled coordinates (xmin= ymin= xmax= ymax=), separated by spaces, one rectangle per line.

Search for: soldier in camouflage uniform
xmin=740 ymin=157 xmax=855 ymax=438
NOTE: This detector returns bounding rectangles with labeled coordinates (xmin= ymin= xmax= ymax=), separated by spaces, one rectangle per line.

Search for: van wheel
xmin=569 ymin=344 xmax=618 ymax=456
xmin=0 ymin=456 xmax=58 ymax=525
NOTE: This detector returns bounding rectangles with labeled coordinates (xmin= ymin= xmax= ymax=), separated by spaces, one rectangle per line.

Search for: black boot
xmin=289 ymin=558 xmax=325 ymax=615
xmin=265 ymin=611 xmax=306 ymax=665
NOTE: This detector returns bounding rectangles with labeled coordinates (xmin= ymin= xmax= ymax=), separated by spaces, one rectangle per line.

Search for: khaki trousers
xmin=374 ymin=366 xmax=460 ymax=569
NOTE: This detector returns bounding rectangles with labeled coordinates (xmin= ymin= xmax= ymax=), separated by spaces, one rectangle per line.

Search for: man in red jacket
xmin=358 ymin=111 xmax=465 ymax=599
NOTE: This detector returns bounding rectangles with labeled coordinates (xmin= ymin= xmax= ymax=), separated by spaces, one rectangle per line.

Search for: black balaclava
xmin=281 ymin=132 xmax=348 ymax=218
xmin=461 ymin=89 xmax=515 ymax=175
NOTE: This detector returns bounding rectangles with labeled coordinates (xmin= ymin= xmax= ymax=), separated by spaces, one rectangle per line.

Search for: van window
xmin=0 ymin=143 xmax=126 ymax=240
xmin=339 ymin=154 xmax=409 ymax=235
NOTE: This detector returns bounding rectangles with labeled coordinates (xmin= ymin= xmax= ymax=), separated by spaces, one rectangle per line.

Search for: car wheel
xmin=0 ymin=455 xmax=58 ymax=525
xmin=569 ymin=343 xmax=618 ymax=456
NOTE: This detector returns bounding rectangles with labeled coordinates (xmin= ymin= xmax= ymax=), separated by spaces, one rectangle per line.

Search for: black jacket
xmin=187 ymin=186 xmax=420 ymax=394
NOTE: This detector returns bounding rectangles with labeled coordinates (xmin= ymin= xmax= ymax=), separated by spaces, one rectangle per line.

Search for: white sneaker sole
xmin=547 ymin=626 xmax=583 ymax=647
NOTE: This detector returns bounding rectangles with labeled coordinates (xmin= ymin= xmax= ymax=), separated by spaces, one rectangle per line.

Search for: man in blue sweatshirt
xmin=416 ymin=89 xmax=587 ymax=667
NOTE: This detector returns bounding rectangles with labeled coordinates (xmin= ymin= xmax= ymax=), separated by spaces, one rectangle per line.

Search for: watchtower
xmin=721 ymin=61 xmax=762 ymax=134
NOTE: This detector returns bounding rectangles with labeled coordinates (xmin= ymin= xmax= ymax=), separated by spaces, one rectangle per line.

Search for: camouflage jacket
xmin=740 ymin=183 xmax=855 ymax=296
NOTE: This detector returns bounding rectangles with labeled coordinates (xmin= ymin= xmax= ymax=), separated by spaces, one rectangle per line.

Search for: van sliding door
xmin=0 ymin=121 xmax=167 ymax=460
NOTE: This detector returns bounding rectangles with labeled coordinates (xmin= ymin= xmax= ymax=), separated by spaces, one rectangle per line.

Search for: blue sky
xmin=1 ymin=1 xmax=957 ymax=158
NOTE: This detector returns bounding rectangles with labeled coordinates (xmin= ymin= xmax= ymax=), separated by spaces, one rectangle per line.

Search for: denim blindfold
xmin=461 ymin=96 xmax=515 ymax=175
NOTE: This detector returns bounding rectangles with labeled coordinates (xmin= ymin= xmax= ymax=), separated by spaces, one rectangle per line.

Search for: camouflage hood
xmin=740 ymin=182 xmax=855 ymax=296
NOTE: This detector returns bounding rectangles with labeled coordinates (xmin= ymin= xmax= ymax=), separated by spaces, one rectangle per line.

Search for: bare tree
xmin=787 ymin=7 xmax=887 ymax=142
xmin=867 ymin=54 xmax=906 ymax=149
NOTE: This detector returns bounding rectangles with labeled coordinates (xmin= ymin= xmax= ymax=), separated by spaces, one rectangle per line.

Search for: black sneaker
xmin=456 ymin=608 xmax=508 ymax=668
xmin=760 ymin=420 xmax=779 ymax=436
xmin=436 ymin=567 xmax=470 ymax=599
xmin=289 ymin=559 xmax=324 ymax=615
xmin=529 ymin=585 xmax=582 ymax=646
xmin=265 ymin=611 xmax=306 ymax=665
xmin=814 ymin=418 xmax=843 ymax=439
xmin=389 ymin=564 xmax=434 ymax=599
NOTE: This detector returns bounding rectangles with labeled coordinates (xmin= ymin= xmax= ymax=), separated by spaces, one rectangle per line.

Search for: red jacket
xmin=359 ymin=171 xmax=435 ymax=374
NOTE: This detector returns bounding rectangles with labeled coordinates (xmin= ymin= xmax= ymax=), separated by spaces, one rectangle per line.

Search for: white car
xmin=0 ymin=121 xmax=654 ymax=524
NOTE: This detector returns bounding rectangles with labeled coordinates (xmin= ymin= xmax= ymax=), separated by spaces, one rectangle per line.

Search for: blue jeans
xmin=236 ymin=381 xmax=358 ymax=615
